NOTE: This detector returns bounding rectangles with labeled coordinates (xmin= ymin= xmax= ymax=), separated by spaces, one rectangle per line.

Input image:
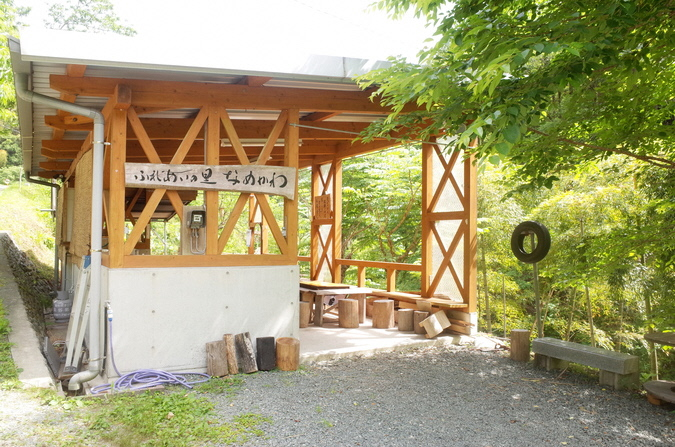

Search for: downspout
xmin=15 ymin=74 xmax=106 ymax=391
xmin=25 ymin=176 xmax=60 ymax=292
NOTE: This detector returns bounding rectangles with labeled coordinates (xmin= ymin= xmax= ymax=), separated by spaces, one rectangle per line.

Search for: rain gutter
xmin=15 ymin=74 xmax=105 ymax=392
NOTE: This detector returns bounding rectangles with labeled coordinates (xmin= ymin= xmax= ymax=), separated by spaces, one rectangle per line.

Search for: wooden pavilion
xmin=9 ymin=28 xmax=476 ymax=385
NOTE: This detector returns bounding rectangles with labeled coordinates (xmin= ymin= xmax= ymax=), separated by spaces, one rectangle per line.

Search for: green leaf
xmin=503 ymin=125 xmax=520 ymax=144
xmin=488 ymin=154 xmax=501 ymax=165
xmin=495 ymin=141 xmax=511 ymax=155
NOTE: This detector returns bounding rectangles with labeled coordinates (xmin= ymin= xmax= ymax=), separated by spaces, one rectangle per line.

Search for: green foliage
xmin=1 ymin=134 xmax=22 ymax=167
xmin=87 ymin=390 xmax=269 ymax=446
xmin=361 ymin=0 xmax=675 ymax=187
xmin=477 ymin=156 xmax=674 ymax=378
xmin=0 ymin=0 xmax=21 ymax=139
xmin=341 ymin=146 xmax=423 ymax=290
xmin=0 ymin=299 xmax=20 ymax=383
xmin=194 ymin=376 xmax=244 ymax=397
xmin=44 ymin=0 xmax=136 ymax=36
xmin=0 ymin=183 xmax=55 ymax=269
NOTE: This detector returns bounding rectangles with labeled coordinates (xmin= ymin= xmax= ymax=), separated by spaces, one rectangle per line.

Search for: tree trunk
xmin=481 ymin=239 xmax=491 ymax=333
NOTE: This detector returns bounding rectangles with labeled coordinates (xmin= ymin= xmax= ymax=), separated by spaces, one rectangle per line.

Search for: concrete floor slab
xmin=299 ymin=318 xmax=471 ymax=363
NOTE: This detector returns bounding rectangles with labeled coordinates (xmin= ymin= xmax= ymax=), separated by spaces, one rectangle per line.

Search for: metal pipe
xmin=15 ymin=74 xmax=106 ymax=391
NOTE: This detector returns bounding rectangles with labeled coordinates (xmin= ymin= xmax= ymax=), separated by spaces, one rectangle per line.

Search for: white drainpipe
xmin=15 ymin=74 xmax=106 ymax=391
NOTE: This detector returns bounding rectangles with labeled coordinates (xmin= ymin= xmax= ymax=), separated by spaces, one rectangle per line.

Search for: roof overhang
xmin=9 ymin=28 xmax=399 ymax=180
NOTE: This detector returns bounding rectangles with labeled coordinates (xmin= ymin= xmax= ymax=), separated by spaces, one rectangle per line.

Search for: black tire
xmin=510 ymin=221 xmax=551 ymax=264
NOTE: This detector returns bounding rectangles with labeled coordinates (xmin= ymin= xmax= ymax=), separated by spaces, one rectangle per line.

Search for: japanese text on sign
xmin=125 ymin=163 xmax=297 ymax=199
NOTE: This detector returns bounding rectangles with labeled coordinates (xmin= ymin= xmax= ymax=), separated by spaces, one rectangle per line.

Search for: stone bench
xmin=532 ymin=337 xmax=639 ymax=390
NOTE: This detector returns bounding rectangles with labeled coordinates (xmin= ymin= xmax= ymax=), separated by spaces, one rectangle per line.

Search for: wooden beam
xmin=66 ymin=64 xmax=87 ymax=77
xmin=108 ymin=108 xmax=128 ymax=267
xmin=49 ymin=75 xmax=417 ymax=113
xmin=302 ymin=112 xmax=340 ymax=121
xmin=38 ymin=161 xmax=71 ymax=171
xmin=238 ymin=76 xmax=272 ymax=86
xmin=421 ymin=142 xmax=434 ymax=297
xmin=284 ymin=109 xmax=300 ymax=260
xmin=205 ymin=106 xmax=220 ymax=255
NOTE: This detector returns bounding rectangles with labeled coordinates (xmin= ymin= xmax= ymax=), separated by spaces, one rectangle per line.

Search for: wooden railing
xmin=297 ymin=256 xmax=422 ymax=293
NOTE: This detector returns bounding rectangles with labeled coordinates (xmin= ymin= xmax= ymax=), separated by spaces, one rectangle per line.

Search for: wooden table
xmin=299 ymin=281 xmax=372 ymax=327
xmin=643 ymin=331 xmax=675 ymax=405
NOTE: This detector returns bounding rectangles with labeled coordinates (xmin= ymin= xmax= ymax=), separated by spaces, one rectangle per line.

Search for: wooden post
xmin=372 ymin=299 xmax=395 ymax=329
xmin=235 ymin=332 xmax=258 ymax=374
xmin=510 ymin=329 xmax=531 ymax=362
xmin=314 ymin=298 xmax=324 ymax=327
xmin=256 ymin=337 xmax=276 ymax=371
xmin=276 ymin=337 xmax=300 ymax=371
xmin=299 ymin=301 xmax=311 ymax=328
xmin=414 ymin=311 xmax=429 ymax=335
xmin=223 ymin=334 xmax=239 ymax=375
xmin=205 ymin=341 xmax=228 ymax=377
xmin=339 ymin=298 xmax=359 ymax=328
xmin=398 ymin=308 xmax=414 ymax=332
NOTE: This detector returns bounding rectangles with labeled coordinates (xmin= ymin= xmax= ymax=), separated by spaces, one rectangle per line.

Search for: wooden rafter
xmin=49 ymin=75 xmax=417 ymax=114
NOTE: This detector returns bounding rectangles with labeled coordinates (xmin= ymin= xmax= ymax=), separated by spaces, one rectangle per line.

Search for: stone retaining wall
xmin=0 ymin=232 xmax=54 ymax=338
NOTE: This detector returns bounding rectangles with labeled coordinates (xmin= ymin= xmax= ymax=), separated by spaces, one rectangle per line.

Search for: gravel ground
xmin=215 ymin=345 xmax=675 ymax=447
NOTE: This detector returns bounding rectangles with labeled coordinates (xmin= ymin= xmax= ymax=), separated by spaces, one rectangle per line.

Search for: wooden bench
xmin=532 ymin=337 xmax=639 ymax=390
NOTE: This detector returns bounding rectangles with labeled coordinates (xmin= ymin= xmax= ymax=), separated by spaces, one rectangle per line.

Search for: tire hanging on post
xmin=511 ymin=221 xmax=551 ymax=339
xmin=510 ymin=221 xmax=551 ymax=264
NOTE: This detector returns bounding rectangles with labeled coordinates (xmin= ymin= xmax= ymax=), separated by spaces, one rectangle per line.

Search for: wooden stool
xmin=339 ymin=298 xmax=359 ymax=328
xmin=413 ymin=311 xmax=429 ymax=335
xmin=276 ymin=337 xmax=300 ymax=371
xmin=397 ymin=308 xmax=414 ymax=331
xmin=256 ymin=337 xmax=276 ymax=371
xmin=510 ymin=329 xmax=531 ymax=362
xmin=299 ymin=301 xmax=311 ymax=328
xmin=372 ymin=299 xmax=395 ymax=328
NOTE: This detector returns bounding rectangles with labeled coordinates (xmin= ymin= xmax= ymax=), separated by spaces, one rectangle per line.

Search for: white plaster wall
xmin=102 ymin=265 xmax=299 ymax=375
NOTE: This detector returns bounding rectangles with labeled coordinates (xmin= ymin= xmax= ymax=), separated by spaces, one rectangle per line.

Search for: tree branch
xmin=528 ymin=128 xmax=675 ymax=169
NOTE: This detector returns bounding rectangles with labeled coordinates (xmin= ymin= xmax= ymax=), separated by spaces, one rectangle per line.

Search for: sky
xmin=14 ymin=0 xmax=435 ymax=61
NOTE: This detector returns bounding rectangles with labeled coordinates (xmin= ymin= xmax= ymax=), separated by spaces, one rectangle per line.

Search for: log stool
xmin=339 ymin=298 xmax=359 ymax=328
xmin=510 ymin=329 xmax=531 ymax=362
xmin=413 ymin=311 xmax=429 ymax=335
xmin=372 ymin=299 xmax=395 ymax=328
xmin=397 ymin=308 xmax=414 ymax=332
xmin=276 ymin=337 xmax=300 ymax=371
xmin=299 ymin=301 xmax=311 ymax=328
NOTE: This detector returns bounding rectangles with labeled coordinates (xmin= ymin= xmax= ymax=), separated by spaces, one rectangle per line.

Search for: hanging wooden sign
xmin=125 ymin=163 xmax=297 ymax=199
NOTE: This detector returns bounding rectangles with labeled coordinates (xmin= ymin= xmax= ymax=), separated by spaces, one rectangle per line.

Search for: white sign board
xmin=125 ymin=163 xmax=297 ymax=199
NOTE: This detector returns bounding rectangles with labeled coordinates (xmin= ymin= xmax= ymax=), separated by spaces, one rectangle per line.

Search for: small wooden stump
xmin=413 ymin=311 xmax=429 ymax=335
xmin=235 ymin=332 xmax=258 ymax=374
xmin=419 ymin=311 xmax=451 ymax=339
xmin=299 ymin=301 xmax=311 ymax=328
xmin=510 ymin=329 xmax=531 ymax=362
xmin=223 ymin=333 xmax=239 ymax=375
xmin=276 ymin=337 xmax=300 ymax=371
xmin=372 ymin=299 xmax=395 ymax=329
xmin=205 ymin=340 xmax=228 ymax=377
xmin=397 ymin=308 xmax=414 ymax=332
xmin=339 ymin=298 xmax=359 ymax=328
xmin=256 ymin=337 xmax=276 ymax=371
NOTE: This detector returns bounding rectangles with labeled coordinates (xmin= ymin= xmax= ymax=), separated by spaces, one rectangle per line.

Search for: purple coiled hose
xmin=90 ymin=310 xmax=211 ymax=394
